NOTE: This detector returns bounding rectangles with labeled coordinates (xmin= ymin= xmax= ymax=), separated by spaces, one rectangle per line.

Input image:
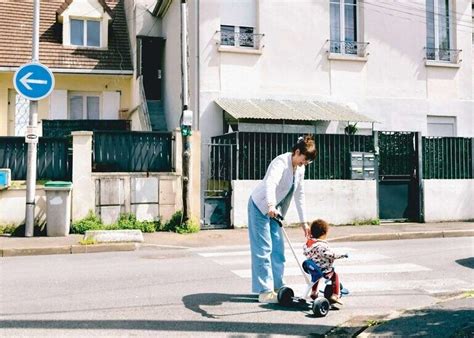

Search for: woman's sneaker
xmin=258 ymin=291 xmax=278 ymax=303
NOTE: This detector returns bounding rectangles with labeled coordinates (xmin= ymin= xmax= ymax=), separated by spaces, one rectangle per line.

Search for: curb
xmin=330 ymin=229 xmax=474 ymax=242
xmin=1 ymin=243 xmax=137 ymax=257
xmin=1 ymin=230 xmax=472 ymax=257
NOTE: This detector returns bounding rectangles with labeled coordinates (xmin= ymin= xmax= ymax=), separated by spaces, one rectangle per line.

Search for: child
xmin=303 ymin=219 xmax=345 ymax=304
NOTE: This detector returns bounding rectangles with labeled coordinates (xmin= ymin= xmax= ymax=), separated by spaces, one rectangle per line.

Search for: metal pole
xmin=181 ymin=0 xmax=191 ymax=223
xmin=25 ymin=0 xmax=40 ymax=237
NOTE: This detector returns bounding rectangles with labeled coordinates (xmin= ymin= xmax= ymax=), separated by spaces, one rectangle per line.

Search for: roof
xmin=215 ymin=98 xmax=377 ymax=123
xmin=0 ymin=0 xmax=132 ymax=73
xmin=57 ymin=0 xmax=113 ymax=18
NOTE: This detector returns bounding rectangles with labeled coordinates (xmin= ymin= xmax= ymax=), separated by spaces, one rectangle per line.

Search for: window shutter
xmin=49 ymin=90 xmax=68 ymax=119
xmin=102 ymin=91 xmax=120 ymax=119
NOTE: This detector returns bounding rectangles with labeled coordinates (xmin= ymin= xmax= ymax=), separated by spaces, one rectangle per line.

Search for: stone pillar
xmin=71 ymin=131 xmax=95 ymax=221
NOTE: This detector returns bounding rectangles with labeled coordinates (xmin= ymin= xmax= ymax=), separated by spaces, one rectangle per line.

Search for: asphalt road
xmin=1 ymin=237 xmax=473 ymax=337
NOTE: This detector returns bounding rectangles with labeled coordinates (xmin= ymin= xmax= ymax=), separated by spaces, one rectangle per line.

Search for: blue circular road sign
xmin=13 ymin=62 xmax=55 ymax=101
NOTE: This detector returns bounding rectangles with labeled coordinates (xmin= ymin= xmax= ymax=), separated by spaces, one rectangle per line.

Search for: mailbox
xmin=0 ymin=168 xmax=11 ymax=189
xmin=350 ymin=152 xmax=376 ymax=180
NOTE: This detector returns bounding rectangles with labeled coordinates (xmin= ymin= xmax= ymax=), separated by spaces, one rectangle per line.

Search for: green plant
xmin=115 ymin=213 xmax=156 ymax=233
xmin=353 ymin=218 xmax=380 ymax=226
xmin=344 ymin=122 xmax=358 ymax=135
xmin=79 ymin=238 xmax=97 ymax=245
xmin=176 ymin=216 xmax=200 ymax=234
xmin=71 ymin=211 xmax=104 ymax=234
xmin=164 ymin=211 xmax=200 ymax=234
xmin=0 ymin=224 xmax=17 ymax=235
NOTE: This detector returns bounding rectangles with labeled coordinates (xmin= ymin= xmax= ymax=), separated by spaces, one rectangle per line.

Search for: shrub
xmin=115 ymin=213 xmax=156 ymax=233
xmin=0 ymin=224 xmax=17 ymax=235
xmin=164 ymin=211 xmax=200 ymax=234
xmin=71 ymin=211 xmax=103 ymax=234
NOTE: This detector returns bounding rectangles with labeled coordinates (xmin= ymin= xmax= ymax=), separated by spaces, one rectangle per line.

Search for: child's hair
xmin=310 ymin=219 xmax=330 ymax=239
xmin=292 ymin=135 xmax=317 ymax=161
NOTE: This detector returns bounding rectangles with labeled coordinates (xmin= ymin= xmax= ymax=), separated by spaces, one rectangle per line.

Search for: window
xmin=426 ymin=0 xmax=454 ymax=61
xmin=427 ymin=116 xmax=456 ymax=136
xmin=70 ymin=18 xmax=100 ymax=47
xmin=220 ymin=25 xmax=256 ymax=48
xmin=330 ymin=0 xmax=358 ymax=54
xmin=69 ymin=93 xmax=100 ymax=119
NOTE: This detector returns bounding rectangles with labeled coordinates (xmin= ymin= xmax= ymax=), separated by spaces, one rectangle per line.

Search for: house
xmin=0 ymin=0 xmax=134 ymax=137
xmin=127 ymin=0 xmax=473 ymax=227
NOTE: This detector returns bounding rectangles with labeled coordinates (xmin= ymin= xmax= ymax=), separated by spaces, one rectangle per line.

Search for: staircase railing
xmin=137 ymin=75 xmax=152 ymax=131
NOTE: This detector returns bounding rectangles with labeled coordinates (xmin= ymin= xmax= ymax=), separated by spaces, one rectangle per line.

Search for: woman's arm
xmin=294 ymin=168 xmax=309 ymax=236
xmin=264 ymin=157 xmax=286 ymax=216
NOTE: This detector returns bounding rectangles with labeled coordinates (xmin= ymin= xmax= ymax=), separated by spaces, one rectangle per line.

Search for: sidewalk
xmin=1 ymin=221 xmax=473 ymax=257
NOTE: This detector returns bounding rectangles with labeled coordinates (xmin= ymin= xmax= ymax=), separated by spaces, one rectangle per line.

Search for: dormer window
xmin=57 ymin=0 xmax=113 ymax=49
xmin=70 ymin=19 xmax=101 ymax=47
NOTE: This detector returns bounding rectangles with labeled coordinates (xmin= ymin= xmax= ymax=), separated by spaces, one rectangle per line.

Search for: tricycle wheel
xmin=312 ymin=298 xmax=330 ymax=317
xmin=324 ymin=283 xmax=345 ymax=299
xmin=277 ymin=287 xmax=294 ymax=306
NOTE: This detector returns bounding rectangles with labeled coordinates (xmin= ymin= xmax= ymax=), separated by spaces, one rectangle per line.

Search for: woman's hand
xmin=267 ymin=206 xmax=279 ymax=218
xmin=302 ymin=222 xmax=310 ymax=238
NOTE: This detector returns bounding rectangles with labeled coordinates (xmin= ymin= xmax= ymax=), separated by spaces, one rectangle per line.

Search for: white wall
xmin=423 ymin=179 xmax=474 ymax=222
xmin=232 ymin=180 xmax=377 ymax=227
xmin=0 ymin=188 xmax=46 ymax=225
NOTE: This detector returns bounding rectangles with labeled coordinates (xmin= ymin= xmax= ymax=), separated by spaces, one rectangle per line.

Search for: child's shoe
xmin=258 ymin=291 xmax=278 ymax=303
xmin=329 ymin=294 xmax=343 ymax=305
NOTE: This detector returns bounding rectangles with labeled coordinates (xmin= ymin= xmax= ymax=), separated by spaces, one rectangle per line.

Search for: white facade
xmin=127 ymin=0 xmax=474 ymax=223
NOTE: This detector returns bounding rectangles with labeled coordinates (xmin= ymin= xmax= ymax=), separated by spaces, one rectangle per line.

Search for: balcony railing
xmin=425 ymin=47 xmax=462 ymax=63
xmin=329 ymin=40 xmax=369 ymax=57
xmin=219 ymin=31 xmax=264 ymax=50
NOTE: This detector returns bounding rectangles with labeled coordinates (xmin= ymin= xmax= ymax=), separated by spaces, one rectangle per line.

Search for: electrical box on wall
xmin=0 ymin=168 xmax=11 ymax=189
xmin=350 ymin=152 xmax=376 ymax=180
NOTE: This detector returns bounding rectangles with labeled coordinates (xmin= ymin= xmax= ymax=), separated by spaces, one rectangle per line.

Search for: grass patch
xmin=353 ymin=218 xmax=380 ymax=226
xmin=79 ymin=238 xmax=97 ymax=245
xmin=366 ymin=319 xmax=384 ymax=327
xmin=463 ymin=290 xmax=474 ymax=298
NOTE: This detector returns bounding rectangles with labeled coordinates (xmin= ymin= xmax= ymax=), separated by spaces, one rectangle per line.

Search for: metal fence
xmin=93 ymin=131 xmax=173 ymax=172
xmin=422 ymin=137 xmax=473 ymax=179
xmin=378 ymin=132 xmax=416 ymax=177
xmin=210 ymin=132 xmax=374 ymax=180
xmin=42 ymin=119 xmax=131 ymax=137
xmin=0 ymin=137 xmax=71 ymax=180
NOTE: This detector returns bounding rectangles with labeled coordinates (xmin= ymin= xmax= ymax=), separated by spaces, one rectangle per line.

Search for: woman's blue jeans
xmin=248 ymin=197 xmax=286 ymax=294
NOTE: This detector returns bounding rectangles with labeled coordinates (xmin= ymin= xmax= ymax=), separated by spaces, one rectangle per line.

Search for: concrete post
xmin=191 ymin=131 xmax=201 ymax=220
xmin=71 ymin=131 xmax=95 ymax=221
xmin=174 ymin=128 xmax=183 ymax=175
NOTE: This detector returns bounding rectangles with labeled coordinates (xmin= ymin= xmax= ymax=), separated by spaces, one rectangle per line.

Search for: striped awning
xmin=215 ymin=98 xmax=376 ymax=123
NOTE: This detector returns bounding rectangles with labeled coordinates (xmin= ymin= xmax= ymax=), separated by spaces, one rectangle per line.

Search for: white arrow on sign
xmin=20 ymin=72 xmax=48 ymax=90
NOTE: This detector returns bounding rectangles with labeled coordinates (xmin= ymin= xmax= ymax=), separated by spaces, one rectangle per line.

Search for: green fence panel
xmin=378 ymin=132 xmax=415 ymax=177
xmin=42 ymin=119 xmax=131 ymax=137
xmin=94 ymin=131 xmax=173 ymax=172
xmin=211 ymin=132 xmax=374 ymax=180
xmin=422 ymin=137 xmax=473 ymax=179
xmin=0 ymin=137 xmax=71 ymax=180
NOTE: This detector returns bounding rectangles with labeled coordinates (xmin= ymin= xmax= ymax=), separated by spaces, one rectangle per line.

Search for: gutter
xmin=0 ymin=67 xmax=133 ymax=75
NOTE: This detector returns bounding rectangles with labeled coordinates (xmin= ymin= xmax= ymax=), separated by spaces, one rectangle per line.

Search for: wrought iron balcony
xmin=329 ymin=40 xmax=369 ymax=57
xmin=219 ymin=31 xmax=264 ymax=50
xmin=425 ymin=47 xmax=462 ymax=63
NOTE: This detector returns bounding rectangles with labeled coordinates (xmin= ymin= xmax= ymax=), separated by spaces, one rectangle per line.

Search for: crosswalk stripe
xmin=211 ymin=253 xmax=388 ymax=266
xmin=231 ymin=263 xmax=431 ymax=278
xmin=197 ymin=246 xmax=357 ymax=258
xmin=287 ymin=278 xmax=473 ymax=294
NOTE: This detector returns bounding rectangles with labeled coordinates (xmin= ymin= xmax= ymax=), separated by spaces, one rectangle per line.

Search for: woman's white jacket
xmin=251 ymin=152 xmax=306 ymax=222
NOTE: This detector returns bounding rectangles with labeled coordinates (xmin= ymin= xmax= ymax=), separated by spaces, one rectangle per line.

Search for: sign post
xmin=12 ymin=0 xmax=55 ymax=237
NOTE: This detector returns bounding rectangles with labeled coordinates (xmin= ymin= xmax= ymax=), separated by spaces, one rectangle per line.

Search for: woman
xmin=248 ymin=135 xmax=317 ymax=303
